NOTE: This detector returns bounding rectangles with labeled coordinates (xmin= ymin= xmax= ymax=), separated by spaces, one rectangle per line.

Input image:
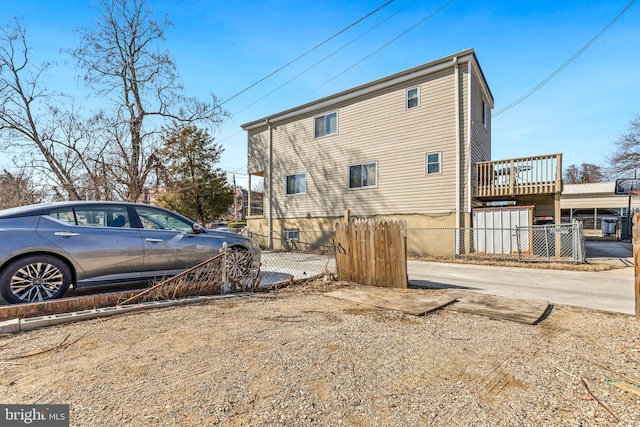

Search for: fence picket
xmin=335 ymin=219 xmax=407 ymax=288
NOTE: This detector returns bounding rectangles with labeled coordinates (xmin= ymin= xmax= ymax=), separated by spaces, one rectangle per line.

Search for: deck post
xmin=555 ymin=192 xmax=562 ymax=257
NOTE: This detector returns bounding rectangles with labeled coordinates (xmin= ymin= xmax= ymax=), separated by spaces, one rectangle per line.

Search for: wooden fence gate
xmin=335 ymin=219 xmax=407 ymax=288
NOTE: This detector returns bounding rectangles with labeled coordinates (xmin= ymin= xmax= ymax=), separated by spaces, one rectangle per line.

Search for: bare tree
xmin=563 ymin=163 xmax=605 ymax=184
xmin=609 ymin=115 xmax=640 ymax=177
xmin=0 ymin=19 xmax=88 ymax=200
xmin=69 ymin=0 xmax=228 ymax=202
xmin=0 ymin=169 xmax=44 ymax=208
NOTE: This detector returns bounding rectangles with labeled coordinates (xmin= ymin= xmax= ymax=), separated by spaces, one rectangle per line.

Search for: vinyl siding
xmin=468 ymin=62 xmax=492 ymax=210
xmin=469 ymin=67 xmax=491 ymax=164
xmin=246 ymin=53 xmax=492 ymax=221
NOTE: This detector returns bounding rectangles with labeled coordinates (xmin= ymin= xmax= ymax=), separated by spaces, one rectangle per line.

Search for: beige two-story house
xmin=241 ymin=48 xmax=561 ymax=254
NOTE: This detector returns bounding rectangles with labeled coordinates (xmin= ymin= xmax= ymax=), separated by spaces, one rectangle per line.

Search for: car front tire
xmin=0 ymin=255 xmax=72 ymax=304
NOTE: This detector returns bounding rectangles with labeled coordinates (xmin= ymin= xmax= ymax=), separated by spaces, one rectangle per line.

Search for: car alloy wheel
xmin=226 ymin=248 xmax=251 ymax=279
xmin=0 ymin=255 xmax=72 ymax=304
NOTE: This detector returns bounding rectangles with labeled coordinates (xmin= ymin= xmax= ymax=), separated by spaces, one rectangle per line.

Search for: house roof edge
xmin=241 ymin=48 xmax=491 ymax=131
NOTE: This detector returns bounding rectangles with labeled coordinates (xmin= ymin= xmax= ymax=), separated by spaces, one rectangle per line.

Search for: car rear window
xmin=49 ymin=206 xmax=131 ymax=228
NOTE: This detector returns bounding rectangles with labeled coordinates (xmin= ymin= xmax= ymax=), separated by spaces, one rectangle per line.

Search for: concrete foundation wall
xmin=247 ymin=211 xmax=471 ymax=257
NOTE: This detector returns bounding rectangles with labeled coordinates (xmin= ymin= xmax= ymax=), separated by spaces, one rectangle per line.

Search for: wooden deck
xmin=474 ymin=154 xmax=562 ymax=199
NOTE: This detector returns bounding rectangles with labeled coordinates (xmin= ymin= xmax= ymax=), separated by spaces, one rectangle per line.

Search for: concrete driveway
xmin=584 ymin=240 xmax=633 ymax=266
xmin=408 ymin=258 xmax=635 ymax=316
xmin=408 ymin=239 xmax=636 ymax=315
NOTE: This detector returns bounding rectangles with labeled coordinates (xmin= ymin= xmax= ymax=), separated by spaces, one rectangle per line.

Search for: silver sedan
xmin=0 ymin=201 xmax=261 ymax=304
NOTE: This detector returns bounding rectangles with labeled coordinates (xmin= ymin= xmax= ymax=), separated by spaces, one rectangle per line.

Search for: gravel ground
xmin=1 ymin=280 xmax=639 ymax=426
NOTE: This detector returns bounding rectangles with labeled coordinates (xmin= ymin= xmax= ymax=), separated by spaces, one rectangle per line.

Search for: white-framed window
xmin=406 ymin=87 xmax=420 ymax=109
xmin=286 ymin=172 xmax=306 ymax=195
xmin=284 ymin=229 xmax=299 ymax=241
xmin=482 ymin=99 xmax=487 ymax=128
xmin=426 ymin=152 xmax=441 ymax=175
xmin=348 ymin=161 xmax=377 ymax=189
xmin=314 ymin=111 xmax=337 ymax=138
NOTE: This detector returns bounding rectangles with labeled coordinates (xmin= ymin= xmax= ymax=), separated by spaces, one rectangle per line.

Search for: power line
xmin=233 ymin=0 xmax=420 ymax=116
xmin=494 ymin=0 xmax=636 ymax=117
xmin=306 ymin=0 xmax=455 ymax=96
xmin=217 ymin=0 xmax=448 ymax=147
xmin=219 ymin=0 xmax=395 ymax=107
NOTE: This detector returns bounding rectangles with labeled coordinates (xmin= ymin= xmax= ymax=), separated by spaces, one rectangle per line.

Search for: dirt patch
xmin=1 ymin=280 xmax=639 ymax=426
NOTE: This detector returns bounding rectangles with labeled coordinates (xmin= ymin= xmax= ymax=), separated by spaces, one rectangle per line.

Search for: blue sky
xmin=1 ymin=0 xmax=638 ymax=188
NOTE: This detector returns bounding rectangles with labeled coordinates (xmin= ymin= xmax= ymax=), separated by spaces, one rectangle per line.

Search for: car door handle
xmin=55 ymin=231 xmax=80 ymax=237
xmin=145 ymin=238 xmax=163 ymax=243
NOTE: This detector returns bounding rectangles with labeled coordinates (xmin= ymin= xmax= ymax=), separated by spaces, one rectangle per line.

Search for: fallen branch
xmin=435 ymin=332 xmax=471 ymax=340
xmin=8 ymin=331 xmax=89 ymax=360
xmin=119 ymin=253 xmax=224 ymax=305
xmin=581 ymin=378 xmax=619 ymax=422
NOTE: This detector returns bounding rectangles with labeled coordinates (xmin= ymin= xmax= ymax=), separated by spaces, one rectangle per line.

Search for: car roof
xmin=0 ymin=201 xmax=164 ymax=219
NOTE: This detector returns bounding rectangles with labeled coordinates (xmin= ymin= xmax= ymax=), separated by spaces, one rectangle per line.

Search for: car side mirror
xmin=192 ymin=223 xmax=203 ymax=234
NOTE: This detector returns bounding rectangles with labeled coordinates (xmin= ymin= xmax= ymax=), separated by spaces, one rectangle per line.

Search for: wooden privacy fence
xmin=335 ymin=219 xmax=407 ymax=288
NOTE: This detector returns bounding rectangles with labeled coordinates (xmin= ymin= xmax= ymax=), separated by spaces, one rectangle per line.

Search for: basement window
xmin=284 ymin=229 xmax=299 ymax=241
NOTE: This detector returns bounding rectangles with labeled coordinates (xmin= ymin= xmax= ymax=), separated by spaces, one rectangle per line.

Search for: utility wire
xmin=217 ymin=0 xmax=447 ymax=145
xmin=307 ymin=0 xmax=455 ymax=96
xmin=494 ymin=0 xmax=636 ymax=117
xmin=233 ymin=0 xmax=420 ymax=116
xmin=219 ymin=0 xmax=395 ymax=107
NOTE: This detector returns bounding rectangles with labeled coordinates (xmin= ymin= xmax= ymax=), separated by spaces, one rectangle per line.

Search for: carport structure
xmin=561 ymin=182 xmax=640 ymax=234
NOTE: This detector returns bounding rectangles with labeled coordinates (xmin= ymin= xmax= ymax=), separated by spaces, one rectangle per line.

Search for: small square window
xmin=284 ymin=229 xmax=299 ymax=241
xmin=426 ymin=152 xmax=441 ymax=175
xmin=314 ymin=112 xmax=337 ymax=138
xmin=286 ymin=172 xmax=306 ymax=195
xmin=406 ymin=87 xmax=419 ymax=109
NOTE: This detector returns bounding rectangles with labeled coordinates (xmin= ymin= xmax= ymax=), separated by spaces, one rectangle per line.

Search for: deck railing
xmin=474 ymin=154 xmax=562 ymax=198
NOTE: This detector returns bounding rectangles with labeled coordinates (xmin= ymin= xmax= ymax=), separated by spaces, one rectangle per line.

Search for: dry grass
xmin=121 ymin=252 xmax=260 ymax=305
xmin=409 ymin=255 xmax=621 ymax=272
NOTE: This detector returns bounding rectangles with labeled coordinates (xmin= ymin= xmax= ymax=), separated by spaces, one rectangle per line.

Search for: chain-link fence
xmin=221 ymin=222 xmax=586 ymax=290
xmin=407 ymin=222 xmax=585 ymax=263
xmin=514 ymin=223 xmax=585 ymax=262
xmin=245 ymin=231 xmax=338 ymax=287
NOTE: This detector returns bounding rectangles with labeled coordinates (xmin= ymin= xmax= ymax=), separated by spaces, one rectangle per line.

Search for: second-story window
xmin=286 ymin=172 xmax=306 ymax=195
xmin=348 ymin=161 xmax=377 ymax=189
xmin=314 ymin=112 xmax=337 ymax=138
xmin=406 ymin=87 xmax=420 ymax=109
xmin=426 ymin=152 xmax=441 ymax=175
xmin=482 ymin=99 xmax=487 ymax=128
